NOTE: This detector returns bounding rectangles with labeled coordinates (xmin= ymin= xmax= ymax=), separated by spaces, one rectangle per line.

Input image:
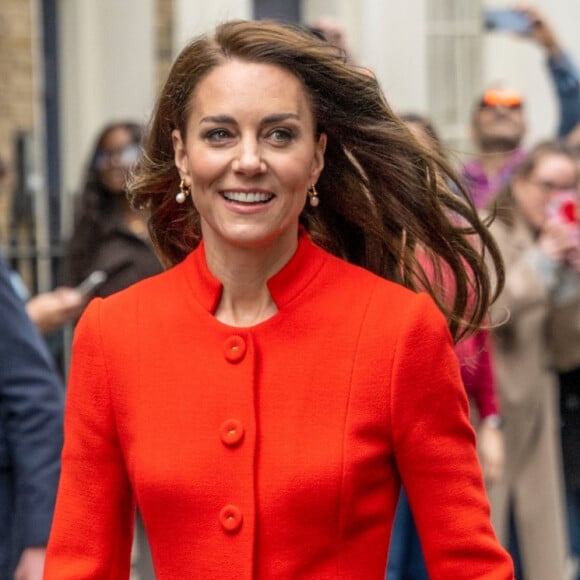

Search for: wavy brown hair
xmin=129 ymin=19 xmax=504 ymax=341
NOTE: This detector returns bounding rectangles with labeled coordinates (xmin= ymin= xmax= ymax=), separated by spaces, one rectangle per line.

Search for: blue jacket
xmin=0 ymin=256 xmax=64 ymax=575
xmin=550 ymin=52 xmax=580 ymax=138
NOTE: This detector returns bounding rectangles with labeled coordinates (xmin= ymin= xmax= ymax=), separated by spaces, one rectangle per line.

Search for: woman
xmin=62 ymin=121 xmax=162 ymax=297
xmin=487 ymin=141 xmax=580 ymax=580
xmin=45 ymin=21 xmax=513 ymax=578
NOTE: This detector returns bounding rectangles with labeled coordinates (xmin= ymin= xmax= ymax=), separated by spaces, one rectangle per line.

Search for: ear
xmin=172 ymin=129 xmax=189 ymax=179
xmin=310 ymin=132 xmax=327 ymax=184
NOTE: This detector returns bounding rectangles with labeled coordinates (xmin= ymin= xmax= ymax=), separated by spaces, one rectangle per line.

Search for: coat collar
xmin=182 ymin=228 xmax=328 ymax=314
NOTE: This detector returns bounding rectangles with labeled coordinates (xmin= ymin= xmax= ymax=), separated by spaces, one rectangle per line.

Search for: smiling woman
xmin=45 ymin=19 xmax=513 ymax=579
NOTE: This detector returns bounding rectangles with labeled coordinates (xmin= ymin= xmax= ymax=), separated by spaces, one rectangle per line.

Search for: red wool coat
xmin=45 ymin=234 xmax=513 ymax=579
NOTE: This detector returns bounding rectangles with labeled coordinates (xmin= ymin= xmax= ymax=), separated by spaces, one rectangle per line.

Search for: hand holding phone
xmin=545 ymin=191 xmax=580 ymax=257
xmin=483 ymin=9 xmax=533 ymax=35
xmin=75 ymin=270 xmax=108 ymax=296
xmin=546 ymin=191 xmax=579 ymax=225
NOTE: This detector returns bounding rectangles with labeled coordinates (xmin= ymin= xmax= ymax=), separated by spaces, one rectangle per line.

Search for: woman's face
xmin=172 ymin=59 xmax=326 ymax=254
xmin=512 ymin=153 xmax=578 ymax=230
xmin=95 ymin=126 xmax=139 ymax=194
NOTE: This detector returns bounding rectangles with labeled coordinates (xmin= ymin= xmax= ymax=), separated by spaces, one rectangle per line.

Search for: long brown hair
xmin=129 ymin=19 xmax=504 ymax=341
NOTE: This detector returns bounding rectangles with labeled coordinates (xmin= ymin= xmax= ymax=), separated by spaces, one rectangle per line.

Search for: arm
xmin=0 ymin=257 xmax=63 ymax=579
xmin=391 ymin=294 xmax=513 ymax=578
xmin=44 ymin=299 xmax=134 ymax=579
xmin=519 ymin=5 xmax=580 ymax=137
xmin=25 ymin=287 xmax=86 ymax=335
xmin=456 ymin=330 xmax=504 ymax=484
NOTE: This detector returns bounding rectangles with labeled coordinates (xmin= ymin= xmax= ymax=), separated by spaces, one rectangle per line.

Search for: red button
xmin=220 ymin=419 xmax=245 ymax=447
xmin=224 ymin=336 xmax=246 ymax=363
xmin=219 ymin=504 xmax=243 ymax=533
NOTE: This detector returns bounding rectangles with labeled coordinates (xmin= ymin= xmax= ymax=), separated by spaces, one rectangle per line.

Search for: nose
xmin=232 ymin=137 xmax=266 ymax=175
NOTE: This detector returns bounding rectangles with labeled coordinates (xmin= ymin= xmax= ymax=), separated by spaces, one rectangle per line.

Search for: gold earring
xmin=307 ymin=184 xmax=319 ymax=207
xmin=176 ymin=179 xmax=191 ymax=204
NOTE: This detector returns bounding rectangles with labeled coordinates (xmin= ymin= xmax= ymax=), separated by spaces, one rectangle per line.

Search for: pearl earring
xmin=307 ymin=184 xmax=320 ymax=207
xmin=176 ymin=179 xmax=191 ymax=204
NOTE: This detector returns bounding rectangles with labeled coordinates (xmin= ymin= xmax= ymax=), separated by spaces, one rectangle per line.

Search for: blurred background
xmin=1 ymin=0 xmax=580 ymax=296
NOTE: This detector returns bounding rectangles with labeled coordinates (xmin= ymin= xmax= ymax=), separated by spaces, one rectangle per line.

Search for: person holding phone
xmin=44 ymin=20 xmax=513 ymax=579
xmin=464 ymin=5 xmax=580 ymax=210
xmin=487 ymin=140 xmax=580 ymax=580
xmin=548 ymin=142 xmax=580 ymax=580
xmin=61 ymin=121 xmax=162 ymax=299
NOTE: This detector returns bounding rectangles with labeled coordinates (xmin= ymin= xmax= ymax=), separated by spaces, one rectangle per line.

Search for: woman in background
xmin=488 ymin=140 xmax=580 ymax=580
xmin=62 ymin=121 xmax=162 ymax=297
xmin=386 ymin=113 xmax=505 ymax=580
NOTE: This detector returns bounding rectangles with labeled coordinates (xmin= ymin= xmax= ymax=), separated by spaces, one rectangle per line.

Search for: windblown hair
xmin=64 ymin=121 xmax=143 ymax=286
xmin=129 ymin=19 xmax=504 ymax=341
xmin=491 ymin=140 xmax=578 ymax=229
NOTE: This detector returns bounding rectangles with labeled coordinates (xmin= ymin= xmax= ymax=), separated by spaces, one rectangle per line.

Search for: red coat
xmin=45 ymin=233 xmax=513 ymax=579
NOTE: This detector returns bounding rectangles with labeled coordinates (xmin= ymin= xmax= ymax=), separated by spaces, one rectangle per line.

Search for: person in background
xmin=0 ymin=254 xmax=64 ymax=580
xmin=45 ymin=20 xmax=513 ymax=578
xmin=386 ymin=113 xmax=505 ymax=580
xmin=464 ymin=5 xmax=580 ymax=209
xmin=61 ymin=121 xmax=162 ymax=297
xmin=549 ymin=142 xmax=580 ymax=580
xmin=487 ymin=141 xmax=580 ymax=580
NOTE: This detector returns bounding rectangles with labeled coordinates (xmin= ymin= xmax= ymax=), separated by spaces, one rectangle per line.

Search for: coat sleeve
xmin=0 ymin=256 xmax=63 ymax=549
xmin=44 ymin=298 xmax=134 ymax=579
xmin=390 ymin=293 xmax=513 ymax=579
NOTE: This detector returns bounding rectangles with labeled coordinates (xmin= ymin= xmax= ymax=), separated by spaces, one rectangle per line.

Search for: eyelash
xmin=205 ymin=128 xmax=232 ymax=142
xmin=269 ymin=128 xmax=295 ymax=144
xmin=203 ymin=127 xmax=296 ymax=146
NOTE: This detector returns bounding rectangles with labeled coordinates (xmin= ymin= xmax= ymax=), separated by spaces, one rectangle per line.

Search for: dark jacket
xmin=0 ymin=255 xmax=64 ymax=576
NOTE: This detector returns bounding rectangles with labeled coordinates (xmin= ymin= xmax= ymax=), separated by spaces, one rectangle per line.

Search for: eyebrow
xmin=199 ymin=113 xmax=301 ymax=125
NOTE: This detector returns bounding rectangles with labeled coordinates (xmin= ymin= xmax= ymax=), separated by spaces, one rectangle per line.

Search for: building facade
xmin=2 ymin=0 xmax=580 ymax=290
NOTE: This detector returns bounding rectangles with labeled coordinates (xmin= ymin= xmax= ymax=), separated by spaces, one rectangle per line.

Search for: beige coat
xmin=489 ymin=214 xmax=578 ymax=580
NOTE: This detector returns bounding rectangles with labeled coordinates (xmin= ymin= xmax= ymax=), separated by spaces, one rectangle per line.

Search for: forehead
xmin=188 ymin=59 xmax=313 ymax=119
xmin=100 ymin=127 xmax=133 ymax=149
xmin=532 ymin=153 xmax=577 ymax=176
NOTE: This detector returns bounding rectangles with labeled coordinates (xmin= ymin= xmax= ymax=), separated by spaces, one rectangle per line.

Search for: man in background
xmin=464 ymin=5 xmax=580 ymax=209
xmin=0 ymin=253 xmax=64 ymax=580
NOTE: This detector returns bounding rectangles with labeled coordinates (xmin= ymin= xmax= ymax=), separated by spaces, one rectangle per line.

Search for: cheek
xmin=188 ymin=149 xmax=226 ymax=185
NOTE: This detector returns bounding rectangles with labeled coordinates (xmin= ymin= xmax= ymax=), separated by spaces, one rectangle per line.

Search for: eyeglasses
xmin=528 ymin=180 xmax=578 ymax=195
xmin=479 ymin=89 xmax=523 ymax=110
xmin=95 ymin=143 xmax=141 ymax=170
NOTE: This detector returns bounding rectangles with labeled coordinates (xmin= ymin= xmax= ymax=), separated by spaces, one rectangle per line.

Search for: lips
xmin=222 ymin=191 xmax=274 ymax=204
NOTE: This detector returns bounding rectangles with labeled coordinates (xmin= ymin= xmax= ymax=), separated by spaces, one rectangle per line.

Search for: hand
xmin=566 ymin=243 xmax=580 ymax=272
xmin=14 ymin=546 xmax=46 ymax=580
xmin=478 ymin=422 xmax=505 ymax=484
xmin=515 ymin=4 xmax=562 ymax=57
xmin=25 ymin=286 xmax=86 ymax=334
xmin=538 ymin=219 xmax=580 ymax=264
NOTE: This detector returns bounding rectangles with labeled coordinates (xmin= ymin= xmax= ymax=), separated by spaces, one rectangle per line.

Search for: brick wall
xmin=0 ymin=0 xmax=36 ymax=246
xmin=156 ymin=0 xmax=174 ymax=90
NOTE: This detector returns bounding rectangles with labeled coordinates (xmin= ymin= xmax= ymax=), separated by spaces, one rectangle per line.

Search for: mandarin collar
xmin=182 ymin=228 xmax=328 ymax=314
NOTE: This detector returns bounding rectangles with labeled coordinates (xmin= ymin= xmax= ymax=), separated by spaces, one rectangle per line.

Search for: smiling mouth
xmin=222 ymin=191 xmax=275 ymax=204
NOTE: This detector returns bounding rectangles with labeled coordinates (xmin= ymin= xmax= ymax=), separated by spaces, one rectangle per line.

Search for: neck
xmin=478 ymin=150 xmax=515 ymax=180
xmin=203 ymin=231 xmax=299 ymax=327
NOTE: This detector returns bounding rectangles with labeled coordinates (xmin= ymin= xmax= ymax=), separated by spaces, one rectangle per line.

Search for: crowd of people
xmin=2 ymin=6 xmax=580 ymax=580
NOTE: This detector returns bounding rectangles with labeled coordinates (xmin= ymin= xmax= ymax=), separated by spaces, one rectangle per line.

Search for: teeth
xmin=223 ymin=191 xmax=273 ymax=203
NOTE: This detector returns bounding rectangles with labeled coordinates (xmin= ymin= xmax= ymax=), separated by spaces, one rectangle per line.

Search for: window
xmin=426 ymin=0 xmax=483 ymax=157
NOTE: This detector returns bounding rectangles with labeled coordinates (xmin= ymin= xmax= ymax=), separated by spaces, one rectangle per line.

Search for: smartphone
xmin=483 ymin=9 xmax=532 ymax=35
xmin=546 ymin=191 xmax=579 ymax=225
xmin=75 ymin=270 xmax=108 ymax=296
